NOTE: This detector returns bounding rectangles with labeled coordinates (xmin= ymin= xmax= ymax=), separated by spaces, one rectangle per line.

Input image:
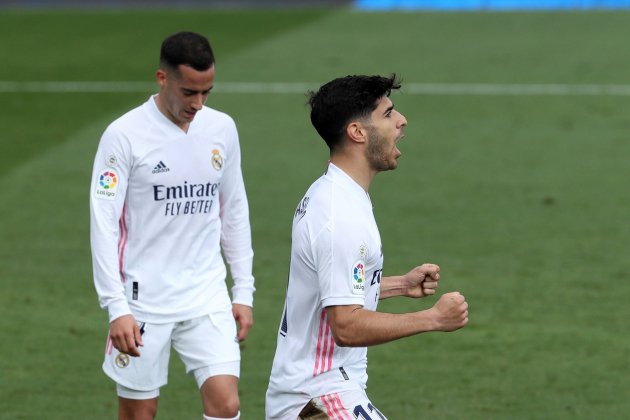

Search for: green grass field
xmin=1 ymin=8 xmax=630 ymax=419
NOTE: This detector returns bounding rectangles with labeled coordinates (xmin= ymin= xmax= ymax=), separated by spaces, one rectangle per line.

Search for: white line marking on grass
xmin=2 ymin=81 xmax=630 ymax=96
xmin=0 ymin=81 xmax=156 ymax=93
xmin=405 ymin=83 xmax=630 ymax=96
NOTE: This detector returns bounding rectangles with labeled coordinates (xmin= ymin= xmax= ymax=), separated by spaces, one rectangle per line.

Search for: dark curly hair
xmin=308 ymin=74 xmax=401 ymax=151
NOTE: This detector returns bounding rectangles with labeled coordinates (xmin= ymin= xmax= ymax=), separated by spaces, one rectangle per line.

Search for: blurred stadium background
xmin=1 ymin=0 xmax=630 ymax=419
xmin=4 ymin=0 xmax=630 ymax=7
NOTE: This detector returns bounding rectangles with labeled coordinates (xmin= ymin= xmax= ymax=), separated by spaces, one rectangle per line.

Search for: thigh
xmin=172 ymin=313 xmax=241 ymax=416
xmin=103 ymin=321 xmax=173 ymax=392
xmin=172 ymin=312 xmax=240 ymax=376
xmin=266 ymin=385 xmax=311 ymax=420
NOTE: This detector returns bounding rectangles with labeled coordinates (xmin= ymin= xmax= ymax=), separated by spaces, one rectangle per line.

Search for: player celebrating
xmin=90 ymin=31 xmax=254 ymax=420
xmin=265 ymin=75 xmax=469 ymax=419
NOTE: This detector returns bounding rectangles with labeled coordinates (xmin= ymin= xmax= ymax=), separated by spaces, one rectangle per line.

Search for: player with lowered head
xmin=265 ymin=74 xmax=469 ymax=419
xmin=90 ymin=31 xmax=254 ymax=420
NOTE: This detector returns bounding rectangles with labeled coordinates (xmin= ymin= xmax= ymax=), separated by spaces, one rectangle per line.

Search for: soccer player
xmin=90 ymin=31 xmax=254 ymax=420
xmin=265 ymin=75 xmax=469 ymax=419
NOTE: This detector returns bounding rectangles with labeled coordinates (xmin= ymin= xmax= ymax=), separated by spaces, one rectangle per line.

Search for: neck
xmin=330 ymin=153 xmax=376 ymax=192
xmin=154 ymin=94 xmax=190 ymax=133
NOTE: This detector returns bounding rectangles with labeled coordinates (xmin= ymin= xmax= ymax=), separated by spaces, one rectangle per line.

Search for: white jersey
xmin=90 ymin=96 xmax=254 ymax=324
xmin=266 ymin=163 xmax=384 ymax=419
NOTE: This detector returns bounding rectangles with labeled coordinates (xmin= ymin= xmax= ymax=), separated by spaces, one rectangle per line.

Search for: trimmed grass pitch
xmin=1 ymin=9 xmax=630 ymax=419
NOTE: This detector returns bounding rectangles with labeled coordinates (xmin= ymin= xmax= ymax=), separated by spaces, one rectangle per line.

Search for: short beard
xmin=365 ymin=125 xmax=395 ymax=172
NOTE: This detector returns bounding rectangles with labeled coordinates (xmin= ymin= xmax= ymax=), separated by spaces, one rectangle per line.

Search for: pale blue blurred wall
xmin=356 ymin=0 xmax=630 ymax=9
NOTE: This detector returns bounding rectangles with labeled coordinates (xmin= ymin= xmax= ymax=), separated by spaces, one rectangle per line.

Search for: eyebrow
xmin=383 ymin=103 xmax=395 ymax=115
xmin=182 ymin=86 xmax=214 ymax=94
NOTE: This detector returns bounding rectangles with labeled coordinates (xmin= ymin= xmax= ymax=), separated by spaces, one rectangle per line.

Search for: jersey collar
xmin=145 ymin=95 xmax=194 ymax=136
xmin=326 ymin=162 xmax=372 ymax=204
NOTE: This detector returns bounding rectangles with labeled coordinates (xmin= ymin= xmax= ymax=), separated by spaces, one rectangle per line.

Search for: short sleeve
xmin=313 ymin=218 xmax=367 ymax=308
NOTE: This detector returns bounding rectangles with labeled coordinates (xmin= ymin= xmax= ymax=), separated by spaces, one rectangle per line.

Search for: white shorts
xmin=103 ymin=312 xmax=240 ymax=399
xmin=268 ymin=389 xmax=387 ymax=420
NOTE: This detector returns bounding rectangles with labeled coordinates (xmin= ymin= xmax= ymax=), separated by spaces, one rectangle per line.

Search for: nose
xmin=191 ymin=94 xmax=204 ymax=111
xmin=398 ymin=113 xmax=408 ymax=128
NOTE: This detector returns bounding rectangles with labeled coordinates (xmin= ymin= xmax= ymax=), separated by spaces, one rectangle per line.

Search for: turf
xmin=1 ymin=8 xmax=629 ymax=419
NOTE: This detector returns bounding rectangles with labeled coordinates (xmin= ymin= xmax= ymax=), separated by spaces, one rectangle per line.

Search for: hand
xmin=232 ymin=304 xmax=253 ymax=342
xmin=432 ymin=292 xmax=469 ymax=332
xmin=109 ymin=314 xmax=143 ymax=357
xmin=403 ymin=263 xmax=440 ymax=298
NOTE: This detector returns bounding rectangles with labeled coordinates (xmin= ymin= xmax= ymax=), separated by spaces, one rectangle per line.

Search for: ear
xmin=346 ymin=121 xmax=368 ymax=145
xmin=156 ymin=69 xmax=167 ymax=89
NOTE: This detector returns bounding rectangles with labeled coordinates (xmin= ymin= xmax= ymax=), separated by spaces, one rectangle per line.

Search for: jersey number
xmin=370 ymin=269 xmax=383 ymax=286
xmin=353 ymin=403 xmax=386 ymax=420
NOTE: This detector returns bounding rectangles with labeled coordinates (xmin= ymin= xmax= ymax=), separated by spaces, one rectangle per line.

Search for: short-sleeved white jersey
xmin=90 ymin=95 xmax=254 ymax=324
xmin=266 ymin=163 xmax=384 ymax=419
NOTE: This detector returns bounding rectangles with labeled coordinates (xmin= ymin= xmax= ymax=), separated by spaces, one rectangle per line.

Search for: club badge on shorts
xmin=115 ymin=353 xmax=130 ymax=368
xmin=211 ymin=149 xmax=223 ymax=171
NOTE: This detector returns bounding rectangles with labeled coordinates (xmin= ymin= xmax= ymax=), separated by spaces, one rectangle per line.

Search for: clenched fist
xmin=432 ymin=292 xmax=469 ymax=332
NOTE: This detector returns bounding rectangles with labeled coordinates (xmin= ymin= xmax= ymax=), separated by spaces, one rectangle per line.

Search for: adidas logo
xmin=152 ymin=161 xmax=170 ymax=174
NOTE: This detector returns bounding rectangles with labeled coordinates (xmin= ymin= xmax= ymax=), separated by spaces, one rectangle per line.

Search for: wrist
xmin=393 ymin=275 xmax=410 ymax=296
xmin=422 ymin=307 xmax=440 ymax=332
xmin=107 ymin=299 xmax=132 ymax=323
xmin=231 ymin=285 xmax=254 ymax=307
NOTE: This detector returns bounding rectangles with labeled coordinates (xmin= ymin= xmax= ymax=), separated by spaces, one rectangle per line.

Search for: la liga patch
xmin=94 ymin=168 xmax=119 ymax=200
xmin=351 ymin=260 xmax=366 ymax=295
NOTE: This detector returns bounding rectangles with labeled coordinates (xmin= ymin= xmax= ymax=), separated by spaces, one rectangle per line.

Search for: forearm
xmin=90 ymin=196 xmax=130 ymax=322
xmin=378 ymin=275 xmax=408 ymax=299
xmin=219 ymin=148 xmax=255 ymax=305
xmin=379 ymin=264 xmax=441 ymax=300
xmin=221 ymin=200 xmax=255 ymax=306
xmin=228 ymin=254 xmax=255 ymax=306
xmin=91 ymin=232 xmax=131 ymax=322
xmin=327 ymin=306 xmax=438 ymax=347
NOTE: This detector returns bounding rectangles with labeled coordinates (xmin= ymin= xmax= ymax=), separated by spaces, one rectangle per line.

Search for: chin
xmin=378 ymin=162 xmax=397 ymax=172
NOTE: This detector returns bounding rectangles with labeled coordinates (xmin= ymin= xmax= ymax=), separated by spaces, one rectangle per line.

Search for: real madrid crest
xmin=358 ymin=244 xmax=368 ymax=259
xmin=211 ymin=149 xmax=223 ymax=171
xmin=105 ymin=153 xmax=118 ymax=167
xmin=115 ymin=353 xmax=130 ymax=368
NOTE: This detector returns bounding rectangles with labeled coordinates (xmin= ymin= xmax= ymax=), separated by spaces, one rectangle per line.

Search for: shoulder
xmin=103 ymin=103 xmax=147 ymax=137
xmin=299 ymin=171 xmax=364 ymax=216
xmin=304 ymin=175 xmax=334 ymax=211
xmin=292 ymin=175 xmax=333 ymax=227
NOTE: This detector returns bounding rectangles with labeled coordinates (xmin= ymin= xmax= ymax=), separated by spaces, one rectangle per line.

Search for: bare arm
xmin=325 ymin=291 xmax=468 ymax=347
xmin=379 ymin=263 xmax=441 ymax=300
